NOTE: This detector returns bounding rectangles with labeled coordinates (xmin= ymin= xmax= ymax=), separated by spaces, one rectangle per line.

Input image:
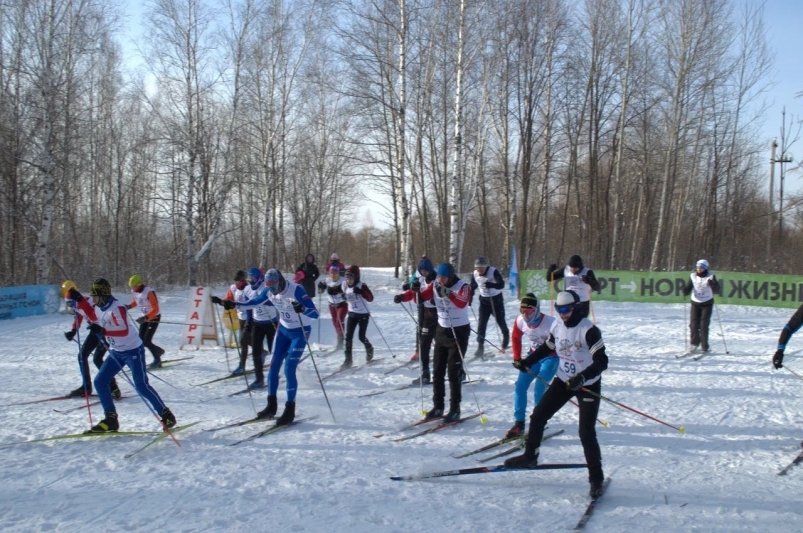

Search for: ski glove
xmin=318 ymin=281 xmax=327 ymax=291
xmin=411 ymin=280 xmax=421 ymax=292
xmin=67 ymin=288 xmax=83 ymax=302
xmin=773 ymin=350 xmax=784 ymax=369
xmin=547 ymin=264 xmax=558 ymax=274
xmin=393 ymin=294 xmax=404 ymax=304
xmin=512 ymin=359 xmax=529 ymax=373
xmin=566 ymin=374 xmax=586 ymax=391
xmin=211 ymin=295 xmax=222 ymax=305
xmin=291 ymin=300 xmax=304 ymax=314
xmin=136 ymin=316 xmax=147 ymax=325
xmin=401 ymin=282 xmax=410 ymax=291
xmin=88 ymin=323 xmax=105 ymax=336
xmin=436 ymin=284 xmax=451 ymax=298
xmin=223 ymin=299 xmax=236 ymax=310
xmin=64 ymin=329 xmax=77 ymax=341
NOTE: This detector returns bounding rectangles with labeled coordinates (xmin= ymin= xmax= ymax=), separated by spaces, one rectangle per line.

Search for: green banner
xmin=518 ymin=270 xmax=803 ymax=309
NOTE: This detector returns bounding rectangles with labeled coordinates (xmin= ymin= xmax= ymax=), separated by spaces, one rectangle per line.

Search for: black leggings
xmin=432 ymin=324 xmax=470 ymax=410
xmin=345 ymin=313 xmax=372 ymax=356
xmin=525 ymin=378 xmax=604 ymax=483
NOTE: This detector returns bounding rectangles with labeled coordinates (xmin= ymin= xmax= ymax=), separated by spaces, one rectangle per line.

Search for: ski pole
xmin=399 ymin=300 xmax=426 ymax=410
xmin=295 ymin=310 xmax=336 ymax=422
xmin=359 ymin=296 xmax=398 ymax=358
xmin=212 ymin=303 xmax=232 ymax=373
xmin=73 ymin=330 xmax=94 ymax=426
xmin=783 ymin=365 xmax=803 ymax=382
xmin=110 ymin=352 xmax=181 ymax=447
xmin=581 ymin=386 xmax=685 ymax=433
xmin=532 ymin=375 xmax=608 ymax=427
xmin=714 ymin=304 xmax=730 ymax=354
xmin=468 ymin=326 xmax=504 ymax=353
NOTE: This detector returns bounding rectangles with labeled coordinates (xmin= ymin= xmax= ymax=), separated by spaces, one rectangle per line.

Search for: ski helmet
xmin=90 ymin=278 xmax=112 ymax=306
xmin=247 ymin=267 xmax=264 ymax=289
xmin=555 ymin=290 xmax=579 ymax=314
xmin=61 ymin=280 xmax=77 ymax=298
xmin=265 ymin=268 xmax=285 ymax=294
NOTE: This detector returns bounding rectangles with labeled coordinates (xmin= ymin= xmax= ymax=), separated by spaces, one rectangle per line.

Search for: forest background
xmin=2 ymin=0 xmax=802 ymax=289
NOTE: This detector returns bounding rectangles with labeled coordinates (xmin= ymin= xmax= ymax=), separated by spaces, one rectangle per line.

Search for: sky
xmin=117 ymin=1 xmax=803 ymax=229
xmin=1 ymin=267 xmax=802 ymax=532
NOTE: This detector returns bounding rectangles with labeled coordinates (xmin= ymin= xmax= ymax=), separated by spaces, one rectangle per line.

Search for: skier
xmin=221 ymin=267 xmax=278 ymax=389
xmin=216 ymin=269 xmax=252 ymax=376
xmin=546 ymin=255 xmax=601 ymax=320
xmin=294 ymin=253 xmax=320 ymax=298
xmin=126 ymin=274 xmax=165 ymax=369
xmin=61 ymin=281 xmax=120 ymax=399
xmin=504 ymin=290 xmax=609 ymax=498
xmin=772 ymin=302 xmax=803 ymax=369
xmin=84 ymin=278 xmax=176 ymax=433
xmin=681 ymin=259 xmax=721 ymax=353
xmin=397 ymin=262 xmax=471 ymax=423
xmin=317 ymin=265 xmax=348 ymax=350
xmin=336 ymin=265 xmax=375 ymax=369
xmin=395 ymin=256 xmax=437 ymax=385
xmin=246 ymin=268 xmax=318 ymax=426
xmin=505 ymin=293 xmax=558 ymax=438
xmin=470 ymin=256 xmax=509 ymax=357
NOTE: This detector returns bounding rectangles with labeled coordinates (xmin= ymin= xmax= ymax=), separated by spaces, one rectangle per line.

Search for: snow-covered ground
xmin=1 ymin=267 xmax=801 ymax=532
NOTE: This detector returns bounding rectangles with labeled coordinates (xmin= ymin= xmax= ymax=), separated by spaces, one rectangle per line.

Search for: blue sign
xmin=0 ymin=285 xmax=61 ymax=320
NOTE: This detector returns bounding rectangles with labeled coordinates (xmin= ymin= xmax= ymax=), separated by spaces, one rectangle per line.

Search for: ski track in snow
xmin=0 ymin=268 xmax=802 ymax=532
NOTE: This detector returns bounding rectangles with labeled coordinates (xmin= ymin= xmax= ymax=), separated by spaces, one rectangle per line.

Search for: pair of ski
xmin=391 ymin=462 xmax=610 ymax=530
xmin=204 ymin=414 xmax=317 ymax=446
xmin=193 ymin=369 xmax=255 ymax=387
xmin=675 ymin=350 xmax=711 ymax=361
xmin=454 ymin=429 xmax=566 ymax=463
xmin=359 ymin=378 xmax=484 ymax=399
xmin=392 ymin=412 xmax=484 ymax=442
xmin=124 ymin=422 xmax=200 ymax=458
xmin=321 ymin=358 xmax=383 ymax=382
xmin=0 ymin=422 xmax=197 ymax=453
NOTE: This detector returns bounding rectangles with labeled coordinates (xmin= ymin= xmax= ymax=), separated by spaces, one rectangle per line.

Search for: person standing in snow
xmin=61 ymin=280 xmax=120 ymax=399
xmin=505 ymin=293 xmax=558 ymax=439
xmin=126 ymin=274 xmax=165 ymax=369
xmin=335 ymin=265 xmax=375 ymax=369
xmin=295 ymin=253 xmax=320 ymax=298
xmin=318 ymin=265 xmax=348 ymax=351
xmin=504 ymin=290 xmax=608 ymax=498
xmin=394 ymin=256 xmax=437 ymax=385
xmin=84 ymin=278 xmax=176 ymax=433
xmin=220 ymin=267 xmax=279 ymax=390
xmin=325 ymin=253 xmax=346 ymax=276
xmin=247 ymin=269 xmax=318 ymax=426
xmin=546 ymin=255 xmax=600 ymax=320
xmin=397 ymin=262 xmax=471 ymax=423
xmin=772 ymin=302 xmax=803 ymax=369
xmin=681 ymin=259 xmax=721 ymax=353
xmin=212 ymin=269 xmax=252 ymax=376
xmin=470 ymin=256 xmax=509 ymax=357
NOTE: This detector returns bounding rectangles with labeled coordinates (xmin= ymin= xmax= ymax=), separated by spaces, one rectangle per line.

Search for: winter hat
xmin=435 ymin=262 xmax=455 ymax=278
xmin=568 ymin=255 xmax=584 ymax=269
xmin=345 ymin=265 xmax=361 ymax=283
xmin=474 ymin=256 xmax=489 ymax=268
xmin=328 ymin=265 xmax=340 ymax=274
xmin=234 ymin=270 xmax=246 ymax=282
xmin=520 ymin=293 xmax=539 ymax=309
xmin=418 ymin=256 xmax=434 ymax=274
xmin=696 ymin=259 xmax=709 ymax=271
xmin=247 ymin=267 xmax=264 ymax=289
xmin=330 ymin=253 xmax=339 ymax=261
xmin=555 ymin=290 xmax=579 ymax=308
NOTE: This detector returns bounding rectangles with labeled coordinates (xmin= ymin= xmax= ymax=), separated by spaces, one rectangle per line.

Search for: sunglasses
xmin=556 ymin=304 xmax=574 ymax=314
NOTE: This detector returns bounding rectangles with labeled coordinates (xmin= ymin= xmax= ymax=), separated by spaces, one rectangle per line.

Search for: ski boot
xmin=86 ymin=411 xmax=119 ymax=433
